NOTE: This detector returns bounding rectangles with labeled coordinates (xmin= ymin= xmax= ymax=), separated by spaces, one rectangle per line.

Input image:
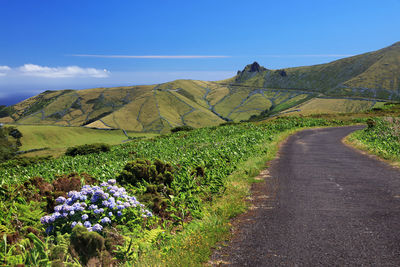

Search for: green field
xmin=12 ymin=125 xmax=156 ymax=157
xmin=282 ymin=98 xmax=384 ymax=116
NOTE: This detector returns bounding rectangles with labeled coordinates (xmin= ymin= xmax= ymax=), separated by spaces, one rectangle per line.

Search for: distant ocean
xmin=0 ymin=94 xmax=33 ymax=106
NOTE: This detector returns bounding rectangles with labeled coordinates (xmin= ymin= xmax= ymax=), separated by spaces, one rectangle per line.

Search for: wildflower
xmin=83 ymin=221 xmax=91 ymax=228
xmin=92 ymin=224 xmax=103 ymax=232
xmin=40 ymin=215 xmax=52 ymax=224
xmin=82 ymin=214 xmax=89 ymax=220
xmin=55 ymin=196 xmax=66 ymax=204
xmin=101 ymin=217 xmax=111 ymax=224
xmin=54 ymin=205 xmax=62 ymax=212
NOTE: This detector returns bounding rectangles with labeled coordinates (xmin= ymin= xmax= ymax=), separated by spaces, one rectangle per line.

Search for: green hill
xmin=232 ymin=42 xmax=400 ymax=100
xmin=0 ymin=42 xmax=399 ymax=132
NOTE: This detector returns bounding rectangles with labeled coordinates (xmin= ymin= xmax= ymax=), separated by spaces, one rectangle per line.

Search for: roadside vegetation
xmin=347 ymin=103 xmax=400 ymax=164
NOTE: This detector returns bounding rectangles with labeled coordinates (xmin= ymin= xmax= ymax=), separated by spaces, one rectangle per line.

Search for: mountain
xmin=0 ymin=42 xmax=399 ymax=133
xmin=233 ymin=42 xmax=400 ymax=100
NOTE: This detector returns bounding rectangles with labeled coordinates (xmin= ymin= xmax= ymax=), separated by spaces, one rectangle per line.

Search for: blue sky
xmin=1 ymin=0 xmax=399 ymax=105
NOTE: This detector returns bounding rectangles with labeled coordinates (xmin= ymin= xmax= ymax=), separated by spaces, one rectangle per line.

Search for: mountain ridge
xmin=1 ymin=42 xmax=399 ymax=132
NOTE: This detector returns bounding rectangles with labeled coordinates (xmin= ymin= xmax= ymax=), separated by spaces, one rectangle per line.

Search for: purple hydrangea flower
xmin=42 ymin=179 xmax=151 ymax=235
xmin=92 ymin=224 xmax=103 ymax=232
xmin=55 ymin=196 xmax=66 ymax=204
xmin=40 ymin=215 xmax=52 ymax=224
xmin=101 ymin=217 xmax=111 ymax=224
xmin=54 ymin=205 xmax=62 ymax=212
xmin=94 ymin=209 xmax=102 ymax=214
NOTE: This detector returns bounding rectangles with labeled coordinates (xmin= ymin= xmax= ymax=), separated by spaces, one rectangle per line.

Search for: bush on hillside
xmin=367 ymin=118 xmax=376 ymax=129
xmin=0 ymin=126 xmax=22 ymax=163
xmin=65 ymin=143 xmax=111 ymax=157
xmin=117 ymin=159 xmax=175 ymax=216
xmin=219 ymin=121 xmax=237 ymax=126
xmin=0 ymin=155 xmax=52 ymax=169
xmin=170 ymin=125 xmax=194 ymax=133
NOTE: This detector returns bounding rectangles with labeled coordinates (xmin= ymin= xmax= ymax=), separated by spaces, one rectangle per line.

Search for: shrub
xmin=170 ymin=125 xmax=194 ymax=133
xmin=219 ymin=121 xmax=237 ymax=126
xmin=117 ymin=159 xmax=175 ymax=216
xmin=367 ymin=118 xmax=376 ymax=129
xmin=65 ymin=143 xmax=111 ymax=157
xmin=117 ymin=159 xmax=174 ymax=187
xmin=0 ymin=156 xmax=51 ymax=169
xmin=70 ymin=225 xmax=105 ymax=265
xmin=7 ymin=127 xmax=22 ymax=139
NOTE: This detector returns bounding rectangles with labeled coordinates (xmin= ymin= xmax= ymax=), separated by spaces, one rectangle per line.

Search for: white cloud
xmin=18 ymin=64 xmax=109 ymax=78
xmin=0 ymin=66 xmax=11 ymax=76
xmin=71 ymin=54 xmax=230 ymax=59
xmin=0 ymin=66 xmax=11 ymax=71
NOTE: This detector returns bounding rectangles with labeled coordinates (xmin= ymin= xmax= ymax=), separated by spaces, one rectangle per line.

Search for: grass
xmin=283 ymin=98 xmax=381 ymax=115
xmin=345 ymin=116 xmax=400 ymax=167
xmin=13 ymin=125 xmax=156 ymax=157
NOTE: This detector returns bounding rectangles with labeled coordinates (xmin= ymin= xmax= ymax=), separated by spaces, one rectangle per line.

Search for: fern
xmin=0 ymin=225 xmax=12 ymax=235
xmin=138 ymin=228 xmax=164 ymax=249
xmin=14 ymin=201 xmax=45 ymax=227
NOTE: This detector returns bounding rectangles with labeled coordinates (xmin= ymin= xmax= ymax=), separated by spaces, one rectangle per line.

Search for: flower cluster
xmin=41 ymin=179 xmax=152 ymax=234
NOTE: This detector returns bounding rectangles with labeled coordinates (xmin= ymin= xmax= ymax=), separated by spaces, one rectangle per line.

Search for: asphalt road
xmin=212 ymin=126 xmax=400 ymax=266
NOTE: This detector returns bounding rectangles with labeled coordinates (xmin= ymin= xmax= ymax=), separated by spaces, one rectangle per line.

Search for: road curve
xmin=212 ymin=126 xmax=400 ymax=266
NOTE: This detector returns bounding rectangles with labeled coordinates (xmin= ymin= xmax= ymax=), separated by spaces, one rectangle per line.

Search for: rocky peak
xmin=243 ymin=62 xmax=266 ymax=73
xmin=235 ymin=62 xmax=267 ymax=82
xmin=236 ymin=62 xmax=267 ymax=81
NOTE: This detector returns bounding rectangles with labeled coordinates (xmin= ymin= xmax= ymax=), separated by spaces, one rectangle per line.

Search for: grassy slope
xmin=14 ymin=125 xmax=156 ymax=157
xmin=282 ymin=98 xmax=383 ymax=116
xmin=233 ymin=42 xmax=400 ymax=100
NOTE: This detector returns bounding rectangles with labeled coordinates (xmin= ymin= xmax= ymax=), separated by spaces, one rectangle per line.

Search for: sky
xmin=1 ymin=0 xmax=400 ymax=105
